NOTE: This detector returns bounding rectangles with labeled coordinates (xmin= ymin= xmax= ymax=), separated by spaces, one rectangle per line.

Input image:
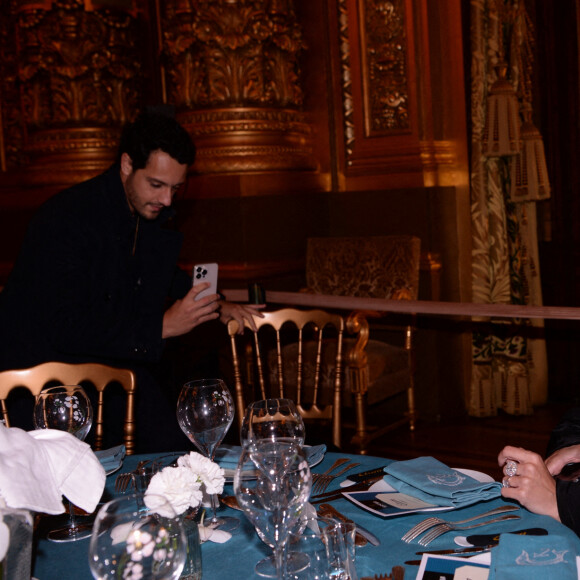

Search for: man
xmin=0 ymin=110 xmax=261 ymax=451
xmin=498 ymin=407 xmax=580 ymax=536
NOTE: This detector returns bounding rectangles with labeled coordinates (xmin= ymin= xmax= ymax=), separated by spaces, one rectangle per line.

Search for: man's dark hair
xmin=116 ymin=110 xmax=196 ymax=169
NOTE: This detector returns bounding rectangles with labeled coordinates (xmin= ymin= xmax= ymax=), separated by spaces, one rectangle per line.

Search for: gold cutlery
xmin=360 ymin=567 xmax=405 ymax=580
xmin=312 ymin=457 xmax=351 ymax=486
xmin=317 ymin=504 xmax=368 ymax=547
xmin=114 ymin=472 xmax=134 ymax=493
xmin=312 ymin=461 xmax=361 ymax=494
xmin=220 ymin=495 xmax=243 ymax=511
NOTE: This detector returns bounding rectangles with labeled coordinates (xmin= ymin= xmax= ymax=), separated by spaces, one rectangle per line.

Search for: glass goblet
xmin=240 ymin=398 xmax=305 ymax=447
xmin=33 ymin=385 xmax=93 ymax=542
xmin=234 ymin=440 xmax=312 ymax=579
xmin=176 ymin=378 xmax=238 ymax=532
xmin=88 ymin=493 xmax=186 ymax=580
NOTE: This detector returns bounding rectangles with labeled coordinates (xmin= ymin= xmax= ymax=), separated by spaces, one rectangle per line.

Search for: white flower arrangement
xmin=144 ymin=452 xmax=225 ymax=518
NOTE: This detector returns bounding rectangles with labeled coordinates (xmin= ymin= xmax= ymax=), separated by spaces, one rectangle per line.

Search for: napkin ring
xmin=502 ymin=475 xmax=511 ymax=488
xmin=504 ymin=460 xmax=518 ymax=477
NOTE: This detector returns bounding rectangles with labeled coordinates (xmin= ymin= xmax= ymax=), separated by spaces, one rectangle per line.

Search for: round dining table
xmin=32 ymin=449 xmax=580 ymax=579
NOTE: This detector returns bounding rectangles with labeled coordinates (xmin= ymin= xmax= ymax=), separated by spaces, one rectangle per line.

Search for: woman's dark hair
xmin=116 ymin=109 xmax=196 ymax=169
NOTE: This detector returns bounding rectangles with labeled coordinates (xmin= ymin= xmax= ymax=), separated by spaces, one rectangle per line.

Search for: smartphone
xmin=192 ymin=263 xmax=219 ymax=300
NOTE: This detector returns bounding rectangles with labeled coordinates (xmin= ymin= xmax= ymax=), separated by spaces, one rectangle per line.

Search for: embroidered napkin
xmin=0 ymin=422 xmax=105 ymax=514
xmin=95 ymin=444 xmax=126 ymax=473
xmin=488 ymin=533 xmax=579 ymax=580
xmin=383 ymin=456 xmax=501 ymax=508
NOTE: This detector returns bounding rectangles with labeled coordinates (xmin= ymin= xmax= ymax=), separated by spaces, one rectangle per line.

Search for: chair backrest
xmin=0 ymin=361 xmax=137 ymax=454
xmin=227 ymin=308 xmax=345 ymax=449
xmin=306 ymin=235 xmax=421 ymax=300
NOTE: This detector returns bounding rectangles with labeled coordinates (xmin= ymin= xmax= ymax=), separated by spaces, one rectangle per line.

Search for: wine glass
xmin=33 ymin=385 xmax=94 ymax=542
xmin=88 ymin=493 xmax=186 ymax=580
xmin=240 ymin=398 xmax=305 ymax=447
xmin=234 ymin=440 xmax=312 ymax=579
xmin=176 ymin=378 xmax=238 ymax=531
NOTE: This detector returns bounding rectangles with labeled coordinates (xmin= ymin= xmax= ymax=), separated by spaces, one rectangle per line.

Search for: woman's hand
xmin=497 ymin=445 xmax=560 ymax=521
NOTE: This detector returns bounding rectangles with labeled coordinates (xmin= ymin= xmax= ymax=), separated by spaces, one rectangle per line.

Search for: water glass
xmin=321 ymin=521 xmax=357 ymax=580
xmin=287 ymin=517 xmax=335 ymax=580
xmin=88 ymin=493 xmax=186 ymax=580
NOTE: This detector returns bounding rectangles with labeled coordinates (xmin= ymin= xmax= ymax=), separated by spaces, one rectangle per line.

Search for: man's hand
xmin=219 ymin=301 xmax=265 ymax=333
xmin=162 ymin=283 xmax=220 ymax=338
xmin=497 ymin=445 xmax=560 ymax=521
xmin=545 ymin=444 xmax=580 ymax=476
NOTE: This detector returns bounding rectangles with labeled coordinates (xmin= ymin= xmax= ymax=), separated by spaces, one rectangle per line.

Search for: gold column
xmin=9 ymin=0 xmax=142 ymax=186
xmin=158 ymin=0 xmax=315 ymax=174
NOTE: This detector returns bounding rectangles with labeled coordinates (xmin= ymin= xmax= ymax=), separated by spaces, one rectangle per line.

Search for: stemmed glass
xmin=176 ymin=378 xmax=238 ymax=532
xmin=88 ymin=493 xmax=186 ymax=580
xmin=240 ymin=398 xmax=306 ymax=447
xmin=33 ymin=385 xmax=93 ymax=542
xmin=234 ymin=440 xmax=312 ymax=579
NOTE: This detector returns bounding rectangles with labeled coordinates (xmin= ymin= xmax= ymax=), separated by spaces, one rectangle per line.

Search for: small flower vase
xmin=180 ymin=508 xmax=202 ymax=580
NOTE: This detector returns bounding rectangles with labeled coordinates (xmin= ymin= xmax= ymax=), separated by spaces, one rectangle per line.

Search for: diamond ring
xmin=502 ymin=475 xmax=511 ymax=488
xmin=504 ymin=460 xmax=518 ymax=477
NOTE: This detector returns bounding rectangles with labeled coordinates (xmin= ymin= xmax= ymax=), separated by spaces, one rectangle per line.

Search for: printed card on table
xmin=343 ymin=490 xmax=453 ymax=518
xmin=416 ymin=554 xmax=490 ymax=580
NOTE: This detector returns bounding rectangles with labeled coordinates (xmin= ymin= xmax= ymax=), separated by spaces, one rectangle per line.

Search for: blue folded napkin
xmin=215 ymin=444 xmax=326 ymax=471
xmin=94 ymin=444 xmax=125 ymax=473
xmin=488 ymin=533 xmax=578 ymax=580
xmin=383 ymin=456 xmax=501 ymax=508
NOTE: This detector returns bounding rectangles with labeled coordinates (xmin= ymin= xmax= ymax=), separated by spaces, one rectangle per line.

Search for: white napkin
xmin=0 ymin=422 xmax=105 ymax=514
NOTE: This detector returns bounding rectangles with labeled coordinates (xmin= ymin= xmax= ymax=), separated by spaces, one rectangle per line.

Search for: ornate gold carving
xmin=361 ymin=0 xmax=410 ymax=134
xmin=161 ymin=0 xmax=305 ymax=108
xmin=179 ymin=106 xmax=314 ymax=173
xmin=160 ymin=0 xmax=313 ymax=173
xmin=337 ymin=0 xmax=355 ymax=163
xmin=5 ymin=0 xmax=141 ymax=179
xmin=0 ymin=7 xmax=25 ymax=170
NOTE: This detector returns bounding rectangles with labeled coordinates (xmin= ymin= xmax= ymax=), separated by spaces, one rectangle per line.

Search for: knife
xmin=464 ymin=527 xmax=547 ymax=547
xmin=317 ymin=503 xmax=381 ymax=547
xmin=343 ymin=466 xmax=388 ymax=483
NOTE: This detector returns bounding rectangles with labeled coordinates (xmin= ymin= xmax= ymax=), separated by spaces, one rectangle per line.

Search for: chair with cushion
xmin=227 ymin=308 xmax=346 ymax=449
xmin=305 ymin=235 xmax=421 ymax=452
xmin=0 ymin=361 xmax=137 ymax=454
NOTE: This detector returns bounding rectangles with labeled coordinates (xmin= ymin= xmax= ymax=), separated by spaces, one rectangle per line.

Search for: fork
xmin=402 ymin=504 xmax=519 ymax=542
xmin=312 ymin=462 xmax=361 ymax=494
xmin=114 ymin=471 xmax=134 ymax=493
xmin=312 ymin=457 xmax=350 ymax=485
xmin=417 ymin=513 xmax=521 ymax=546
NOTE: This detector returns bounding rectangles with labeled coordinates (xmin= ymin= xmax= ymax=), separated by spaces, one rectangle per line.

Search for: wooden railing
xmin=223 ymin=289 xmax=580 ymax=321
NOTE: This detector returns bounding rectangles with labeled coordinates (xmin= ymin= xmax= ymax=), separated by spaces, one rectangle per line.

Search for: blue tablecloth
xmin=32 ymin=451 xmax=580 ymax=579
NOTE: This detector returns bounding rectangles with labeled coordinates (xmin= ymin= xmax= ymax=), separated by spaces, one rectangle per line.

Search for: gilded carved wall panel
xmin=360 ymin=0 xmax=409 ymax=134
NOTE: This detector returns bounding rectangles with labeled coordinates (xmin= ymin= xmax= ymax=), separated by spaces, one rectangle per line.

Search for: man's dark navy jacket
xmin=0 ymin=164 xmax=192 ymax=371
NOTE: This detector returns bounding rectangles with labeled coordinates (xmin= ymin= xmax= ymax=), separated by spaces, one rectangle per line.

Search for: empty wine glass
xmin=240 ymin=398 xmax=305 ymax=447
xmin=234 ymin=440 xmax=312 ymax=579
xmin=33 ymin=385 xmax=93 ymax=542
xmin=176 ymin=378 xmax=238 ymax=532
xmin=88 ymin=493 xmax=186 ymax=580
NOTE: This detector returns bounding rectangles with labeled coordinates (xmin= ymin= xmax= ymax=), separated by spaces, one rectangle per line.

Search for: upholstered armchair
xmin=305 ymin=235 xmax=421 ymax=452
